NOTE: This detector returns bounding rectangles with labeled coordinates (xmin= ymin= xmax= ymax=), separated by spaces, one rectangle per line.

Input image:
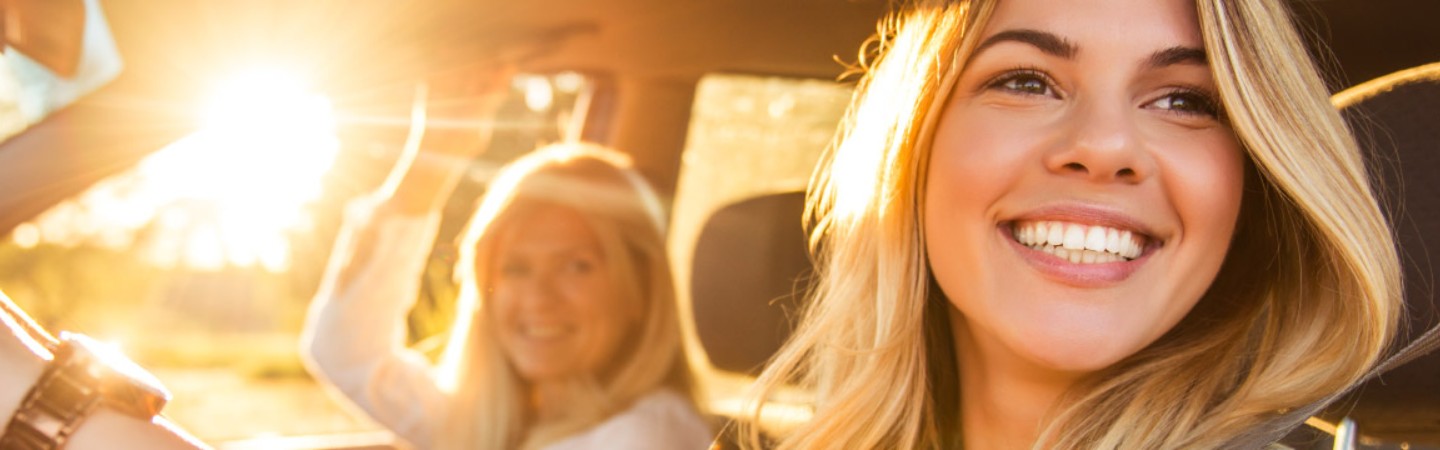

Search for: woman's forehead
xmin=493 ymin=203 xmax=603 ymax=257
xmin=983 ymin=0 xmax=1204 ymax=50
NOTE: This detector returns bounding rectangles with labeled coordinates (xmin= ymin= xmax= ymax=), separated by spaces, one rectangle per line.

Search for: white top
xmin=543 ymin=389 xmax=714 ymax=450
xmin=301 ymin=196 xmax=713 ymax=450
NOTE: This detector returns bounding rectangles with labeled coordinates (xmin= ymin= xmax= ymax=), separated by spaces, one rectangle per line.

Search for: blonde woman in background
xmin=301 ymin=70 xmax=710 ymax=449
xmin=744 ymin=0 xmax=1400 ymax=448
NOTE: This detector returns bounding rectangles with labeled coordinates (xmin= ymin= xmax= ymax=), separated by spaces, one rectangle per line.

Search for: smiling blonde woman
xmin=304 ymin=142 xmax=712 ymax=450
xmin=743 ymin=0 xmax=1400 ymax=449
xmin=301 ymin=70 xmax=710 ymax=450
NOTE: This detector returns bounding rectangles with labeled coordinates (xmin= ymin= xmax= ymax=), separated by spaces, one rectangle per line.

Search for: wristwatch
xmin=1 ymin=332 xmax=170 ymax=450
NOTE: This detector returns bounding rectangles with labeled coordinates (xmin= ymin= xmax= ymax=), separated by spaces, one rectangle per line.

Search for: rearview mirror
xmin=0 ymin=0 xmax=121 ymax=144
xmin=3 ymin=0 xmax=87 ymax=78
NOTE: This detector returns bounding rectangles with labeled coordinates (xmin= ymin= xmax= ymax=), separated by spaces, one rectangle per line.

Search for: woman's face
xmin=488 ymin=203 xmax=638 ymax=383
xmin=924 ymin=0 xmax=1245 ymax=374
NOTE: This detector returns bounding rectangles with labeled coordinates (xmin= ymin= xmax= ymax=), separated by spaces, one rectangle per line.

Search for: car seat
xmin=1232 ymin=62 xmax=1440 ymax=449
xmin=1327 ymin=62 xmax=1440 ymax=446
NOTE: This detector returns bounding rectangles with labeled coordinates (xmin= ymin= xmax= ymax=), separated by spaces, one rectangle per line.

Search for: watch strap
xmin=1 ymin=337 xmax=105 ymax=450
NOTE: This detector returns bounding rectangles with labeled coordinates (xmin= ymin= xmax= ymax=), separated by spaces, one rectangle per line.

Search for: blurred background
xmin=0 ymin=69 xmax=592 ymax=441
xmin=0 ymin=0 xmax=604 ymax=442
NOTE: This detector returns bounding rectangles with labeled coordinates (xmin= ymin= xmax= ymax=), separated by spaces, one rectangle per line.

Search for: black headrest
xmin=1330 ymin=63 xmax=1440 ymax=442
xmin=690 ymin=192 xmax=810 ymax=374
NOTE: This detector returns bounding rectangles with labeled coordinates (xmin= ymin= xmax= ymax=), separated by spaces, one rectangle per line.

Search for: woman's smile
xmin=1012 ymin=222 xmax=1145 ymax=263
xmin=514 ymin=322 xmax=575 ymax=341
xmin=999 ymin=205 xmax=1164 ymax=286
xmin=515 ymin=323 xmax=572 ymax=340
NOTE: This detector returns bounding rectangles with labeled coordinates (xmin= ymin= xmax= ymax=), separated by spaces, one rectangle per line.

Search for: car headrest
xmin=1327 ymin=62 xmax=1440 ymax=440
xmin=690 ymin=192 xmax=810 ymax=374
xmin=666 ymin=74 xmax=851 ymax=384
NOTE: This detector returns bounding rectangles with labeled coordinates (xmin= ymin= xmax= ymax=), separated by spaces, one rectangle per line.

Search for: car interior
xmin=0 ymin=0 xmax=1436 ymax=449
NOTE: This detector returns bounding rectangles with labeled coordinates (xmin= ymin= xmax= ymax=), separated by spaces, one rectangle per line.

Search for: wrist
xmin=378 ymin=160 xmax=468 ymax=216
xmin=2 ymin=332 xmax=171 ymax=449
xmin=376 ymin=187 xmax=450 ymax=217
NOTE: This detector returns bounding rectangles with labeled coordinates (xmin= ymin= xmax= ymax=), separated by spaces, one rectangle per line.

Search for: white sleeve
xmin=300 ymin=195 xmax=449 ymax=450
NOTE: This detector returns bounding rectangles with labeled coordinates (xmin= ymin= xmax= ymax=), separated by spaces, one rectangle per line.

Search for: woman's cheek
xmin=1153 ymin=131 xmax=1245 ymax=243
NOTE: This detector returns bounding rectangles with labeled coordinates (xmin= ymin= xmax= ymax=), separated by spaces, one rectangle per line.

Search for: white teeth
xmin=1046 ymin=223 xmax=1065 ymax=247
xmin=1063 ymin=224 xmax=1086 ymax=250
xmin=1084 ymin=226 xmax=1107 ymax=252
xmin=1012 ymin=220 xmax=1149 ymax=262
xmin=524 ymin=326 xmax=567 ymax=339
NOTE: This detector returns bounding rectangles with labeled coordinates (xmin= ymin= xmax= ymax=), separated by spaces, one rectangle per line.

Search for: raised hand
xmin=378 ymin=64 xmax=515 ymax=215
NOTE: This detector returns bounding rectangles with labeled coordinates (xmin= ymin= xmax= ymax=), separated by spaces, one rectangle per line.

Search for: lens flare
xmin=15 ymin=67 xmax=340 ymax=272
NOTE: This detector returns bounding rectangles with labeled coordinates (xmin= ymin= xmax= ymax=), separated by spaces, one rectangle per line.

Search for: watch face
xmin=60 ymin=332 xmax=171 ymax=416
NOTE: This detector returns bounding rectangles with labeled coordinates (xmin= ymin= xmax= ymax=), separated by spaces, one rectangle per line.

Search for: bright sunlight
xmin=14 ymin=67 xmax=340 ymax=272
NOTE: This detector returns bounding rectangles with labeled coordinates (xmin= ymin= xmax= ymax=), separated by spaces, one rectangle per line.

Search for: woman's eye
xmin=1148 ymin=90 xmax=1221 ymax=118
xmin=987 ymin=70 xmax=1058 ymax=98
xmin=499 ymin=262 xmax=530 ymax=278
xmin=565 ymin=259 xmax=595 ymax=275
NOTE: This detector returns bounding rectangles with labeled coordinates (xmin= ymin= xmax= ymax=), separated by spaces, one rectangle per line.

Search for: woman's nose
xmin=1043 ymin=101 xmax=1153 ymax=184
xmin=515 ymin=274 xmax=565 ymax=310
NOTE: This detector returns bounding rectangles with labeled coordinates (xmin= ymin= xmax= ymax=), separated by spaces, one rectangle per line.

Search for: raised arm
xmin=299 ymin=66 xmax=510 ymax=449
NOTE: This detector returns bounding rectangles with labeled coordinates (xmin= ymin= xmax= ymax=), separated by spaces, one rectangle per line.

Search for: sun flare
xmin=14 ymin=67 xmax=341 ymax=272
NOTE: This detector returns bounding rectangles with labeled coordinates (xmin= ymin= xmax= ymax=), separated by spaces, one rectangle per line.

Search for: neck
xmin=949 ymin=308 xmax=1083 ymax=450
xmin=527 ymin=381 xmax=568 ymax=424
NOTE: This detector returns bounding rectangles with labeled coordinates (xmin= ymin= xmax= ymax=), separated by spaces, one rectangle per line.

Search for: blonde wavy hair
xmin=434 ymin=143 xmax=699 ymax=450
xmin=744 ymin=0 xmax=1401 ymax=448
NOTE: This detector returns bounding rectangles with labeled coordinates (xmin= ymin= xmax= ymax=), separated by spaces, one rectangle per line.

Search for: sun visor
xmin=1 ymin=0 xmax=121 ymax=129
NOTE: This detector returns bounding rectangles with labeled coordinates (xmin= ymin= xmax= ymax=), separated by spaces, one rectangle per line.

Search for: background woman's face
xmin=924 ymin=0 xmax=1245 ymax=374
xmin=488 ymin=204 xmax=637 ymax=383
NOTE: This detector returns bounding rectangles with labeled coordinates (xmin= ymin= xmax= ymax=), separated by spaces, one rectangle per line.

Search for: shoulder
xmin=546 ymin=389 xmax=714 ymax=450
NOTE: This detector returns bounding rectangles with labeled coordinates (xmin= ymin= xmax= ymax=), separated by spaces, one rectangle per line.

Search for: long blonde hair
xmin=435 ymin=143 xmax=698 ymax=450
xmin=744 ymin=0 xmax=1401 ymax=448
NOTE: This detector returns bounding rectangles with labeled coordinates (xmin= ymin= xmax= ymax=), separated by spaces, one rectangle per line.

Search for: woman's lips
xmin=515 ymin=324 xmax=574 ymax=344
xmin=1000 ymin=219 xmax=1159 ymax=287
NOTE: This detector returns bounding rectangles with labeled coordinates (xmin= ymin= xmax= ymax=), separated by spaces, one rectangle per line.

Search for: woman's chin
xmin=1024 ymin=342 xmax=1132 ymax=375
xmin=999 ymin=324 xmax=1152 ymax=376
xmin=958 ymin=313 xmax=1145 ymax=378
xmin=509 ymin=357 xmax=573 ymax=383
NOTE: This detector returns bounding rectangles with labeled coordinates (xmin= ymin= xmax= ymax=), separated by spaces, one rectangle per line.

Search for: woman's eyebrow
xmin=974 ymin=29 xmax=1078 ymax=59
xmin=551 ymin=245 xmax=602 ymax=259
xmin=1146 ymin=46 xmax=1207 ymax=68
xmin=971 ymin=30 xmax=1207 ymax=70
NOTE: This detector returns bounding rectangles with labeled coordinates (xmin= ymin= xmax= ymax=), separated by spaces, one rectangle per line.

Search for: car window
xmin=0 ymin=70 xmax=595 ymax=444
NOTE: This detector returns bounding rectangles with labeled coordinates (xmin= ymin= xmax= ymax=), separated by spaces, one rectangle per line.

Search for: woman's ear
xmin=2 ymin=0 xmax=87 ymax=77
